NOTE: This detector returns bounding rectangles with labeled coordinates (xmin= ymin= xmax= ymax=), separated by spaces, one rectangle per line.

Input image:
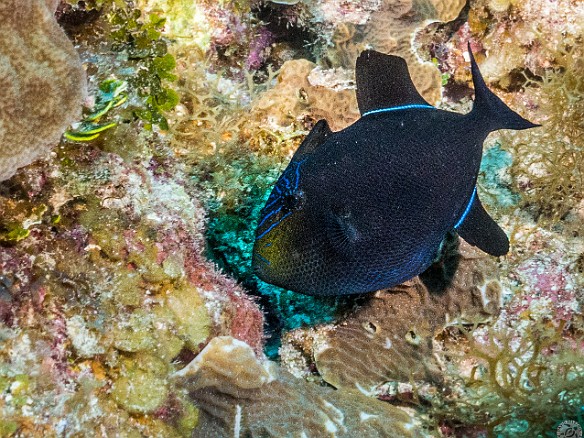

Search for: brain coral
xmin=282 ymin=240 xmax=502 ymax=393
xmin=363 ymin=0 xmax=467 ymax=103
xmin=175 ymin=336 xmax=423 ymax=437
xmin=251 ymin=59 xmax=359 ymax=132
xmin=0 ymin=0 xmax=86 ymax=181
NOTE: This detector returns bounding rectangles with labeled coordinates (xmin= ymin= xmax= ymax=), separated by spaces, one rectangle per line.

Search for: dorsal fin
xmin=290 ymin=119 xmax=332 ymax=162
xmin=356 ymin=50 xmax=430 ymax=115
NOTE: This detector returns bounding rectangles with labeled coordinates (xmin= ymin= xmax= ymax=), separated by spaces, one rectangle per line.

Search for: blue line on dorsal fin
xmin=454 ymin=186 xmax=477 ymax=229
xmin=356 ymin=51 xmax=431 ymax=114
xmin=362 ymin=104 xmax=435 ymax=117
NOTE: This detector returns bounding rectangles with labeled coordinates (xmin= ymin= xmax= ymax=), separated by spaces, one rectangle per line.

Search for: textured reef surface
xmin=0 ymin=0 xmax=583 ymax=436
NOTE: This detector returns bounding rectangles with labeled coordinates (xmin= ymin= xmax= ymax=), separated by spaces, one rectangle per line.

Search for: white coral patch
xmin=233 ymin=404 xmax=242 ymax=438
xmin=66 ymin=316 xmax=105 ymax=358
xmin=360 ymin=412 xmax=378 ymax=422
xmin=323 ymin=419 xmax=338 ymax=434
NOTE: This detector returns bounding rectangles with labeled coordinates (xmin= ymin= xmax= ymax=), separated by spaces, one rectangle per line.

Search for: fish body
xmin=253 ymin=47 xmax=538 ymax=296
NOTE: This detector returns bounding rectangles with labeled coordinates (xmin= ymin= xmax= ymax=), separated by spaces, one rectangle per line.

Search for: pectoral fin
xmin=456 ymin=194 xmax=509 ymax=256
xmin=325 ymin=208 xmax=360 ymax=258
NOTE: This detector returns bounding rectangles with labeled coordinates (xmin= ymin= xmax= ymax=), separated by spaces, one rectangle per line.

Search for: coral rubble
xmin=0 ymin=0 xmax=86 ymax=181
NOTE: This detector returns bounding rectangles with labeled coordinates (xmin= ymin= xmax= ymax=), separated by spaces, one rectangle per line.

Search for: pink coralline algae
xmin=513 ymin=252 xmax=578 ymax=322
xmin=246 ymin=27 xmax=275 ymax=70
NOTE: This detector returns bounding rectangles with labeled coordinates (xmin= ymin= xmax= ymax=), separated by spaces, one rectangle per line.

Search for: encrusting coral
xmin=281 ymin=239 xmax=503 ymax=392
xmin=174 ymin=336 xmax=424 ymax=438
xmin=250 ymin=59 xmax=360 ymax=132
xmin=0 ymin=0 xmax=86 ymax=181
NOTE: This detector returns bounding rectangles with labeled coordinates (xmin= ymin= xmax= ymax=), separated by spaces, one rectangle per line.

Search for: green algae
xmin=108 ymin=7 xmax=179 ymax=130
xmin=0 ymin=203 xmax=48 ymax=245
xmin=165 ymin=284 xmax=211 ymax=351
xmin=0 ymin=420 xmax=18 ymax=437
xmin=111 ymin=370 xmax=168 ymax=414
xmin=150 ymin=306 xmax=186 ymax=361
xmin=111 ymin=269 xmax=143 ymax=307
xmin=177 ymin=400 xmax=199 ymax=435
xmin=112 ymin=310 xmax=157 ymax=353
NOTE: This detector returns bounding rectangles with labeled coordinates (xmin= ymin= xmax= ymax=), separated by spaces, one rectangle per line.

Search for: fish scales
xmin=253 ymin=46 xmax=539 ymax=296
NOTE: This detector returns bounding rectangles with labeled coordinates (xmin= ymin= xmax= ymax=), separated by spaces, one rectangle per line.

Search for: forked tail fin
xmin=468 ymin=43 xmax=540 ymax=132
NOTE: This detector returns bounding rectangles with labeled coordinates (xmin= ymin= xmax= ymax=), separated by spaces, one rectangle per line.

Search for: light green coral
xmin=165 ymin=284 xmax=211 ymax=351
xmin=111 ymin=354 xmax=169 ymax=414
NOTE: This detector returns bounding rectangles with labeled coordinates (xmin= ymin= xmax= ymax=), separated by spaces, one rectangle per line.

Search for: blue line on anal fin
xmin=455 ymin=188 xmax=509 ymax=256
xmin=454 ymin=187 xmax=477 ymax=229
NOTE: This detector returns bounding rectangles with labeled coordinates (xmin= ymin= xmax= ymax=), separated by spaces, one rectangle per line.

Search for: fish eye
xmin=282 ymin=190 xmax=304 ymax=213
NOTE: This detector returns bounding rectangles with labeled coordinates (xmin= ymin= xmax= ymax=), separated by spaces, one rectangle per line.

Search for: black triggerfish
xmin=252 ymin=45 xmax=539 ymax=296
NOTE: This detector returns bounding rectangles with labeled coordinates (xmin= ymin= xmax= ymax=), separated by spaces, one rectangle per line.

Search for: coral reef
xmin=175 ymin=336 xmax=424 ymax=437
xmin=0 ymin=0 xmax=86 ymax=181
xmin=0 ymin=136 xmax=264 ymax=434
xmin=465 ymin=0 xmax=584 ymax=226
xmin=0 ymin=0 xmax=583 ymax=435
xmin=361 ymin=0 xmax=467 ymax=104
xmin=281 ymin=240 xmax=503 ymax=392
xmin=251 ymin=59 xmax=359 ymax=132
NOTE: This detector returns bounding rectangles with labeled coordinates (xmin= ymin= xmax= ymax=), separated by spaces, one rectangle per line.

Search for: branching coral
xmin=433 ymin=320 xmax=584 ymax=436
xmin=0 ymin=0 xmax=86 ymax=181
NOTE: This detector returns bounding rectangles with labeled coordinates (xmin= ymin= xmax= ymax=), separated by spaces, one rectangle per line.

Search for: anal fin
xmin=456 ymin=193 xmax=509 ymax=256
